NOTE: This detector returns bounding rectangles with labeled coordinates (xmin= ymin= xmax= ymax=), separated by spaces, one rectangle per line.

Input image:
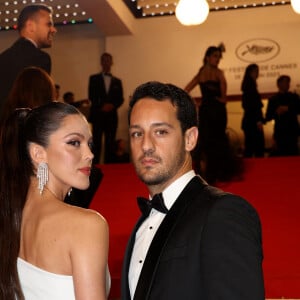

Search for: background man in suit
xmin=266 ymin=75 xmax=300 ymax=156
xmin=121 ymin=81 xmax=264 ymax=300
xmin=0 ymin=3 xmax=56 ymax=118
xmin=88 ymin=52 xmax=124 ymax=164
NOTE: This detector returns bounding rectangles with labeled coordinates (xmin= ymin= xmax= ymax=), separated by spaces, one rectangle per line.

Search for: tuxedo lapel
xmin=133 ymin=176 xmax=208 ymax=300
xmin=99 ymin=75 xmax=106 ymax=94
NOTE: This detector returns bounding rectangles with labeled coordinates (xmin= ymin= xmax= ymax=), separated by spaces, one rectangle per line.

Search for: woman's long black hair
xmin=0 ymin=102 xmax=80 ymax=299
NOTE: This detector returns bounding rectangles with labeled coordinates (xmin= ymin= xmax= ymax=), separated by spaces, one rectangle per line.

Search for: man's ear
xmin=185 ymin=126 xmax=198 ymax=152
xmin=28 ymin=143 xmax=47 ymax=165
xmin=26 ymin=19 xmax=34 ymax=32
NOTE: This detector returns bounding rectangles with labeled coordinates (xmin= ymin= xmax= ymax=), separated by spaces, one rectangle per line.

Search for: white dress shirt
xmin=102 ymin=72 xmax=111 ymax=93
xmin=128 ymin=170 xmax=196 ymax=298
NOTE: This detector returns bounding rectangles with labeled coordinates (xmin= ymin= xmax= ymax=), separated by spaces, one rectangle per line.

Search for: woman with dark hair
xmin=1 ymin=66 xmax=101 ymax=209
xmin=185 ymin=44 xmax=241 ymax=184
xmin=0 ymin=102 xmax=110 ymax=299
xmin=241 ymin=63 xmax=265 ymax=157
xmin=1 ymin=66 xmax=55 ymax=123
xmin=185 ymin=44 xmax=227 ymax=104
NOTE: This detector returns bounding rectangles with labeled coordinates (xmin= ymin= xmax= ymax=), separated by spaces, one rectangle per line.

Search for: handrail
xmin=194 ymin=92 xmax=276 ymax=103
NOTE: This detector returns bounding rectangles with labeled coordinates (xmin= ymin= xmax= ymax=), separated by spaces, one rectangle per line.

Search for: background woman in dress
xmin=241 ymin=63 xmax=265 ymax=157
xmin=185 ymin=44 xmax=241 ymax=184
xmin=0 ymin=102 xmax=109 ymax=300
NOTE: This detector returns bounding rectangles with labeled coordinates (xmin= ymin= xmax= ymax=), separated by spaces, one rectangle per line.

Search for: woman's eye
xmin=88 ymin=141 xmax=94 ymax=150
xmin=67 ymin=140 xmax=80 ymax=147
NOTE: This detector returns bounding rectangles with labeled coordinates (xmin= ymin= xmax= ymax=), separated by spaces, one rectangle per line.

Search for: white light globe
xmin=291 ymin=0 xmax=300 ymax=14
xmin=175 ymin=0 xmax=209 ymax=26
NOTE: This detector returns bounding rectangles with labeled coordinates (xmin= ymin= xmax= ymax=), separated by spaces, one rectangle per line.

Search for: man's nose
xmin=141 ymin=133 xmax=155 ymax=153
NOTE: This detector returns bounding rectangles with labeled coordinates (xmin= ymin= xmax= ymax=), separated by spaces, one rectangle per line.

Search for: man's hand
xmin=101 ymin=103 xmax=114 ymax=112
xmin=276 ymin=105 xmax=288 ymax=115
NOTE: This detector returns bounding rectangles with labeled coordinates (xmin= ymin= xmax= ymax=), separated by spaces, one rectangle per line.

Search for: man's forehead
xmin=130 ymin=100 xmax=178 ymax=125
xmin=132 ymin=98 xmax=175 ymax=111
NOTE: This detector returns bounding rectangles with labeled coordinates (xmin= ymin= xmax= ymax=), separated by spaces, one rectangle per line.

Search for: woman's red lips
xmin=79 ymin=167 xmax=91 ymax=176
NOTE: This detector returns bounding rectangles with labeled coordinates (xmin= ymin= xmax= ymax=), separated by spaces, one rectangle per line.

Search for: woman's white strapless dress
xmin=17 ymin=257 xmax=111 ymax=299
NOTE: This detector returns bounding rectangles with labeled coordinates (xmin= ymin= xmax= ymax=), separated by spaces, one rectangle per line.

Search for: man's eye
xmin=131 ymin=132 xmax=142 ymax=138
xmin=156 ymin=130 xmax=168 ymax=136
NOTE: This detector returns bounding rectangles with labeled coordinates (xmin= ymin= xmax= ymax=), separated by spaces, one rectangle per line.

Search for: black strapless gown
xmin=195 ymin=81 xmax=242 ymax=183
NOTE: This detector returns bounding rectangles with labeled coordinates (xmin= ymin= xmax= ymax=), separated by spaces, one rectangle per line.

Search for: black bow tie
xmin=137 ymin=193 xmax=168 ymax=217
xmin=103 ymin=72 xmax=112 ymax=77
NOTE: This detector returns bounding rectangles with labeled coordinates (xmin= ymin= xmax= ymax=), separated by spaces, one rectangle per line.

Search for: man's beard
xmin=135 ymin=145 xmax=186 ymax=187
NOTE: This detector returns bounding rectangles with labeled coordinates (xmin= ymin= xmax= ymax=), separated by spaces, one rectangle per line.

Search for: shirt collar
xmin=159 ymin=170 xmax=196 ymax=210
xmin=102 ymin=72 xmax=112 ymax=77
xmin=24 ymin=37 xmax=38 ymax=48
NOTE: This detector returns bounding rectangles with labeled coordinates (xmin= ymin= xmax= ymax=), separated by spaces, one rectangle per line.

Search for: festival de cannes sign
xmin=235 ymin=38 xmax=280 ymax=63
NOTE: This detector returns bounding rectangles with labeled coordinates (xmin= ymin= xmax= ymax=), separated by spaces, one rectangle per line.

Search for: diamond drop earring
xmin=37 ymin=162 xmax=49 ymax=194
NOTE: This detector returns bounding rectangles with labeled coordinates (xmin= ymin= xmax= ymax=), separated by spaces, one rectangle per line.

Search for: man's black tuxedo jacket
xmin=88 ymin=73 xmax=124 ymax=123
xmin=0 ymin=38 xmax=51 ymax=116
xmin=121 ymin=176 xmax=264 ymax=300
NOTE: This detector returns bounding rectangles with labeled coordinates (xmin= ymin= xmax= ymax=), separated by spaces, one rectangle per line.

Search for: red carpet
xmin=90 ymin=157 xmax=300 ymax=299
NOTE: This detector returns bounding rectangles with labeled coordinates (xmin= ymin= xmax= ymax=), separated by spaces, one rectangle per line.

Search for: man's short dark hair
xmin=128 ymin=81 xmax=198 ymax=133
xmin=277 ymin=75 xmax=290 ymax=86
xmin=17 ymin=4 xmax=53 ymax=32
xmin=101 ymin=52 xmax=112 ymax=61
xmin=63 ymin=92 xmax=74 ymax=103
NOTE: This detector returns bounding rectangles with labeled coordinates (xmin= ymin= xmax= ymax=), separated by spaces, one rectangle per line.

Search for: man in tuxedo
xmin=0 ymin=3 xmax=56 ymax=118
xmin=121 ymin=81 xmax=264 ymax=300
xmin=88 ymin=52 xmax=124 ymax=164
xmin=266 ymin=75 xmax=300 ymax=156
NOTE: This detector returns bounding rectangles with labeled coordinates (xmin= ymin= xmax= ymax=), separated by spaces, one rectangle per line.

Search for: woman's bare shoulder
xmin=68 ymin=204 xmax=107 ymax=225
xmin=59 ymin=204 xmax=109 ymax=238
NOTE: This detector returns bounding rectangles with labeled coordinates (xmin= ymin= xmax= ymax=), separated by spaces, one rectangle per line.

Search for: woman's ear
xmin=185 ymin=126 xmax=198 ymax=152
xmin=28 ymin=143 xmax=47 ymax=165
